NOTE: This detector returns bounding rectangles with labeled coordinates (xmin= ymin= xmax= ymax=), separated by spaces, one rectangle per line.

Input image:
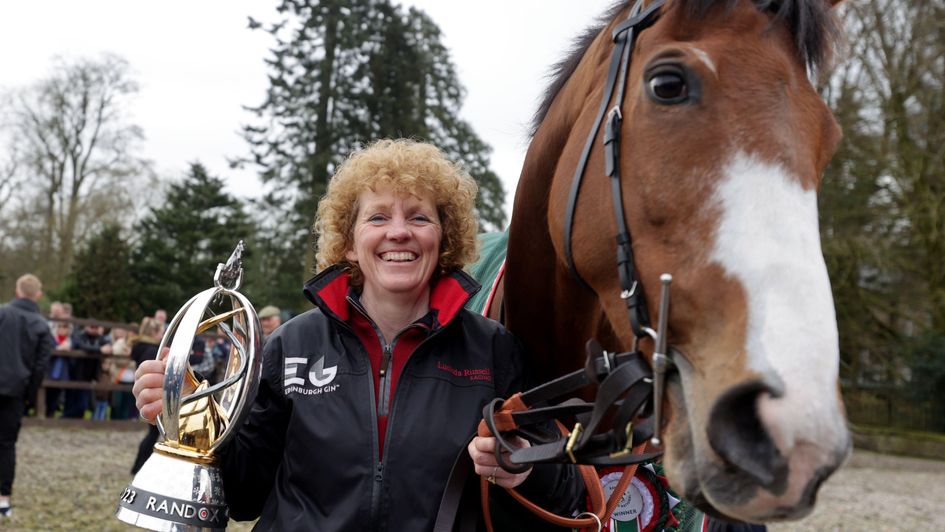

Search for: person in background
xmin=0 ymin=274 xmax=54 ymax=517
xmin=106 ymin=327 xmax=135 ymax=420
xmin=129 ymin=318 xmax=164 ymax=474
xmin=45 ymin=322 xmax=74 ymax=417
xmin=47 ymin=302 xmax=65 ymax=332
xmin=189 ymin=335 xmax=218 ymax=382
xmin=48 ymin=302 xmax=73 ymax=330
xmin=153 ymin=309 xmax=167 ymax=336
xmin=64 ymin=324 xmax=111 ymax=419
xmin=133 ymin=139 xmax=584 ymax=530
xmin=257 ymin=305 xmax=282 ymax=341
xmin=209 ymin=337 xmax=231 ymax=384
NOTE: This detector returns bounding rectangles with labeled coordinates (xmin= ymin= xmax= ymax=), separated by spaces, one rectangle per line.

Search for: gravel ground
xmin=768 ymin=451 xmax=945 ymax=531
xmin=6 ymin=424 xmax=254 ymax=532
xmin=4 ymin=424 xmax=943 ymax=530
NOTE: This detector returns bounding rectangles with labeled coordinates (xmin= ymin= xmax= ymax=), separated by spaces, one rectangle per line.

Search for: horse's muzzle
xmin=701 ymin=378 xmax=851 ymax=521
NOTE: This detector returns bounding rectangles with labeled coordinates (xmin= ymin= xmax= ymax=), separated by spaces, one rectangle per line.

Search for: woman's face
xmin=346 ymin=186 xmax=442 ymax=300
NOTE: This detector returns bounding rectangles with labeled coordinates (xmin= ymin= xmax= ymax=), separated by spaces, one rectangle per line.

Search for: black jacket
xmin=69 ymin=329 xmax=110 ymax=381
xmin=220 ymin=267 xmax=582 ymax=531
xmin=0 ymin=298 xmax=54 ymax=402
xmin=131 ymin=340 xmax=159 ymax=367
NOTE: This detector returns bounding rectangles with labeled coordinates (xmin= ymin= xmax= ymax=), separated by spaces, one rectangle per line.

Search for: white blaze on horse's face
xmin=701 ymin=151 xmax=850 ymax=518
xmin=711 ymin=152 xmax=842 ymax=444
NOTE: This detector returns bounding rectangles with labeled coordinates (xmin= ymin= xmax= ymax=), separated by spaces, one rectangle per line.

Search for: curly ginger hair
xmin=314 ymin=139 xmax=480 ymax=287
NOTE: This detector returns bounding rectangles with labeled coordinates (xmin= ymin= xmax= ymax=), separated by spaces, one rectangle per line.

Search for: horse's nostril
xmin=707 ymin=380 xmax=789 ymax=494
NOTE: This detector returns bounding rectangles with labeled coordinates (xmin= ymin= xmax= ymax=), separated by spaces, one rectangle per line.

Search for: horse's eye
xmin=647 ymin=71 xmax=688 ymax=104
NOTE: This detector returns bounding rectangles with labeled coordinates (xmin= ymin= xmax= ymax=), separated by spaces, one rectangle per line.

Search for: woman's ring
xmin=487 ymin=466 xmax=498 ymax=484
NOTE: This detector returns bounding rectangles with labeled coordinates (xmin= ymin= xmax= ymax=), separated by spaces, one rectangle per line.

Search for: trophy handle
xmin=157 ymin=287 xmax=261 ymax=452
xmin=157 ymin=288 xmax=218 ymax=448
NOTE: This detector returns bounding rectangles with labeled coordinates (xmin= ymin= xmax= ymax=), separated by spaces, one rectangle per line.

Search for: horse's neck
xmin=504 ymin=20 xmax=626 ymax=382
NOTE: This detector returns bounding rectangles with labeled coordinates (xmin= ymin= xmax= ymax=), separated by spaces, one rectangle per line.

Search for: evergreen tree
xmin=243 ymin=0 xmax=506 ymax=287
xmin=820 ymin=0 xmax=945 ymax=384
xmin=243 ymin=193 xmax=311 ymax=313
xmin=131 ymin=163 xmax=254 ymax=315
xmin=58 ymin=223 xmax=137 ymax=321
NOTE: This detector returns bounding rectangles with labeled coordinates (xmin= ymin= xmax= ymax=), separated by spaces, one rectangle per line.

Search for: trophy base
xmin=116 ymin=450 xmax=228 ymax=531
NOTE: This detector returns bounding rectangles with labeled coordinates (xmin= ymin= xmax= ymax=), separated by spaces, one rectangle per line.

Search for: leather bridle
xmin=559 ymin=0 xmax=679 ymax=457
xmin=472 ymin=1 xmax=684 ymax=531
xmin=563 ymin=0 xmax=664 ymax=339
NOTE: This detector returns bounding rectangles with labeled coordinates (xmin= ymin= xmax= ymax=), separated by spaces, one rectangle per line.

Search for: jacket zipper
xmin=342 ymin=295 xmax=458 ymax=530
xmin=378 ymin=343 xmax=394 ymax=416
xmin=330 ymin=321 xmax=386 ymax=530
xmin=344 ymin=297 xmax=399 ymax=530
xmin=368 ymin=326 xmax=448 ymax=531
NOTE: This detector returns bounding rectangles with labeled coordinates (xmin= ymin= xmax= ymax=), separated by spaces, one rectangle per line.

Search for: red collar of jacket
xmin=303 ymin=265 xmax=481 ymax=328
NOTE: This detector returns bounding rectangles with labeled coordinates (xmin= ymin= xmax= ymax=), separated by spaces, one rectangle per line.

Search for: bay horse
xmin=493 ymin=0 xmax=850 ymax=523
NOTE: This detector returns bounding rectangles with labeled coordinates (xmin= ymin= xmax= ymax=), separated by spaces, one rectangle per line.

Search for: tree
xmin=242 ymin=0 xmax=507 ymax=286
xmin=58 ymin=223 xmax=137 ymax=321
xmin=242 ymin=194 xmax=311 ymax=313
xmin=0 ymin=54 xmax=152 ymax=291
xmin=820 ymin=0 xmax=945 ymax=386
xmin=131 ymin=163 xmax=254 ymax=315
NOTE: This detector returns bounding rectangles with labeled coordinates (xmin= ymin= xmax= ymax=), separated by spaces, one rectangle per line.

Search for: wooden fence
xmin=843 ymin=386 xmax=945 ymax=434
xmin=36 ymin=316 xmax=138 ymax=422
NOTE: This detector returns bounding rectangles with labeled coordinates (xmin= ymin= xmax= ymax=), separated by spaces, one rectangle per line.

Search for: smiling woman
xmin=132 ymin=138 xmax=586 ymax=530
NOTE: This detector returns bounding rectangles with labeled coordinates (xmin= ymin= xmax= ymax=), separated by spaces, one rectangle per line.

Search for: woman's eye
xmin=367 ymin=214 xmax=387 ymax=223
xmin=411 ymin=215 xmax=431 ymax=223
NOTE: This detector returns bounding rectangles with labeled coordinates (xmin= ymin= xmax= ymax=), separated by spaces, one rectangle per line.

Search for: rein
xmin=475 ymin=344 xmax=659 ymax=531
xmin=472 ymin=1 xmax=688 ymax=530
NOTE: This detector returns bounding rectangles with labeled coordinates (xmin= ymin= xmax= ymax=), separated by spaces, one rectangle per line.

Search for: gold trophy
xmin=116 ymin=242 xmax=262 ymax=531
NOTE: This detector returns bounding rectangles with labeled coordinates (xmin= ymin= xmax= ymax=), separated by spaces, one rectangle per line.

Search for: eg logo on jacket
xmin=284 ymin=355 xmax=339 ymax=395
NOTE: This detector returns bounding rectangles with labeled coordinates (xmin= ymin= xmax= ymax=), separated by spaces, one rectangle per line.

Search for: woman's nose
xmin=385 ymin=218 xmax=410 ymax=240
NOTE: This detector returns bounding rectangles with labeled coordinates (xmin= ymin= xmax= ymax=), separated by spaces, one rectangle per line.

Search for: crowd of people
xmin=0 ymin=275 xmax=287 ymax=516
xmin=44 ymin=305 xmax=164 ymax=421
xmin=41 ymin=305 xmax=283 ymax=421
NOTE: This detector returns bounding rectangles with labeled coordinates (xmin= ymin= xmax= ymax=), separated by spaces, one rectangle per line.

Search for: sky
xmin=0 ymin=0 xmax=615 ymax=220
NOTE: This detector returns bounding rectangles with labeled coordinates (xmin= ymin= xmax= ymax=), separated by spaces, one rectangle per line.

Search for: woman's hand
xmin=133 ymin=349 xmax=167 ymax=424
xmin=134 ymin=346 xmax=202 ymax=423
xmin=467 ymin=435 xmax=532 ymax=489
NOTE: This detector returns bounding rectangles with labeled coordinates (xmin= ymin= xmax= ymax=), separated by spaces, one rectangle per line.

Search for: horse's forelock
xmin=679 ymin=0 xmax=841 ymax=72
xmin=530 ymin=0 xmax=840 ymax=137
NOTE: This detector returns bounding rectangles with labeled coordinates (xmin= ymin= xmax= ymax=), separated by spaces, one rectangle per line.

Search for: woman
xmin=134 ymin=139 xmax=582 ymax=530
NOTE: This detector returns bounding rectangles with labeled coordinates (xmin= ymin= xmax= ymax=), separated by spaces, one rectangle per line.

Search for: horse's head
xmin=527 ymin=0 xmax=849 ymax=523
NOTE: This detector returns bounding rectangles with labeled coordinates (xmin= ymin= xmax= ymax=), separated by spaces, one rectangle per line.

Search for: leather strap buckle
xmin=608 ymin=422 xmax=635 ymax=459
xmin=565 ymin=423 xmax=583 ymax=463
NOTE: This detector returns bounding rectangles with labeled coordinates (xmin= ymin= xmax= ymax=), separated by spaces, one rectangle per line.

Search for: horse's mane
xmin=530 ymin=0 xmax=840 ymax=136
